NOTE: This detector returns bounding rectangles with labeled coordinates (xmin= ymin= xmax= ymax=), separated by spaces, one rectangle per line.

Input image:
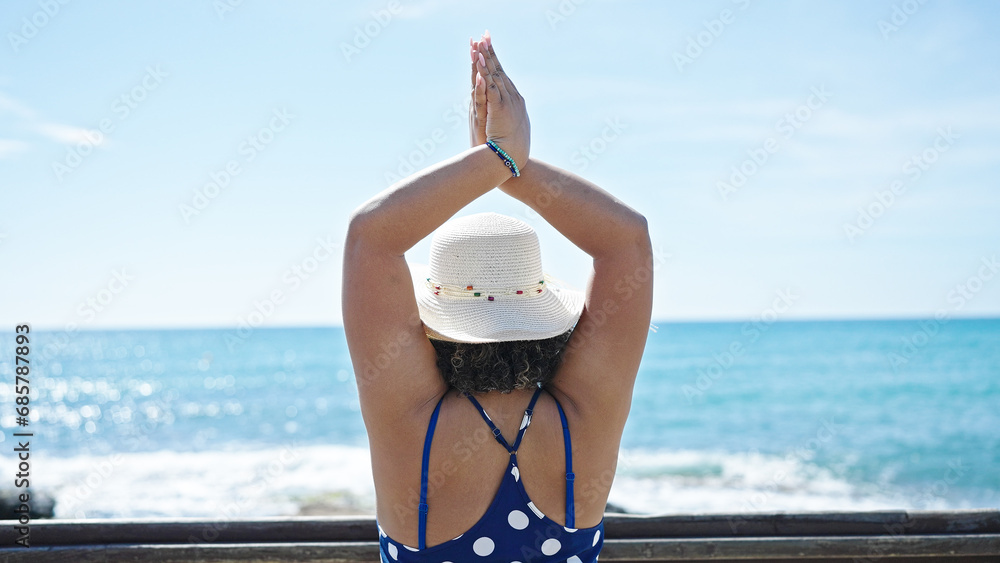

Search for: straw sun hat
xmin=409 ymin=212 xmax=585 ymax=344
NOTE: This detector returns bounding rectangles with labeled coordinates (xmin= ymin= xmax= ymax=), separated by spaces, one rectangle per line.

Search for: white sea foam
xmin=605 ymin=448 xmax=937 ymax=514
xmin=36 ymin=445 xmax=958 ymax=519
xmin=39 ymin=444 xmax=376 ymax=519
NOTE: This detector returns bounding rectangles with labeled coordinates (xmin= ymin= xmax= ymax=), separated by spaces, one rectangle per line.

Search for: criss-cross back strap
xmin=464 ymin=386 xmax=543 ymax=454
xmin=511 ymin=387 xmax=542 ymax=452
xmin=418 ymin=393 xmax=446 ymax=550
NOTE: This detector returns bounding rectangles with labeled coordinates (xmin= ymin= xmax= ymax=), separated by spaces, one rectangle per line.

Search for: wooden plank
xmin=0 ymin=516 xmax=377 ymax=546
xmin=603 ymin=510 xmax=1000 ymax=539
xmin=1 ymin=536 xmax=998 ymax=563
xmin=605 ymin=558 xmax=1000 ymax=563
xmin=0 ymin=543 xmax=378 ymax=563
xmin=599 ymin=535 xmax=1000 ymax=559
xmin=4 ymin=510 xmax=997 ymax=546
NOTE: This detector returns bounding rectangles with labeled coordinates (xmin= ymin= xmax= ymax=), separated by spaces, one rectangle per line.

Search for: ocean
xmin=1 ymin=319 xmax=997 ymax=520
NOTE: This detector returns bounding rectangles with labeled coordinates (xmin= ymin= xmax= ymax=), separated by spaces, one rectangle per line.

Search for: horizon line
xmin=8 ymin=314 xmax=1000 ymax=333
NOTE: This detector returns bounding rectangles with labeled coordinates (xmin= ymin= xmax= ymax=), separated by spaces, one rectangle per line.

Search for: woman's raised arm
xmin=346 ymin=145 xmax=512 ymax=254
xmin=343 ymin=39 xmax=530 ymax=431
xmin=498 ymin=158 xmax=653 ymax=434
xmin=471 ymin=43 xmax=652 ymax=437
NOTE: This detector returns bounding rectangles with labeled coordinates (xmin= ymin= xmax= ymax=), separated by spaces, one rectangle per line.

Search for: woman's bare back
xmin=370 ymin=385 xmax=618 ymax=548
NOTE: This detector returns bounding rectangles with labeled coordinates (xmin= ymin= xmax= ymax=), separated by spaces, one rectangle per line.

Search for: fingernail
xmin=484 ymin=29 xmax=491 ymax=48
xmin=478 ymin=52 xmax=486 ymax=66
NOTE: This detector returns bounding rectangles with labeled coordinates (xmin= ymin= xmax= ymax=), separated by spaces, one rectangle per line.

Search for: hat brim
xmin=409 ymin=262 xmax=585 ymax=343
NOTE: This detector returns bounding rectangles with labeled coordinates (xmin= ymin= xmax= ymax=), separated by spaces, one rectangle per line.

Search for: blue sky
xmin=1 ymin=0 xmax=998 ymax=330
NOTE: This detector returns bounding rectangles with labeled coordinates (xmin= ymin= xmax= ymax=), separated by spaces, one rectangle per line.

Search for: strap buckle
xmin=418 ymin=502 xmax=428 ymax=514
xmin=492 ymin=428 xmax=502 ymax=438
xmin=566 ymin=472 xmax=575 ymax=482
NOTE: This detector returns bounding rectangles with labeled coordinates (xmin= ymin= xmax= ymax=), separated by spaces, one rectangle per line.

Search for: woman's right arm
xmin=499 ymin=158 xmax=653 ymax=433
xmin=344 ymin=40 xmax=530 ymax=431
xmin=467 ymin=41 xmax=651 ymax=428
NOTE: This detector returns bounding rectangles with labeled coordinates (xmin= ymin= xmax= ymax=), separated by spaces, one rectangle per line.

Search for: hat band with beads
xmin=424 ymin=277 xmax=547 ymax=301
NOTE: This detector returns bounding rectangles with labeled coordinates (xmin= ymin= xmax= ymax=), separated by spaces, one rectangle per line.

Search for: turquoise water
xmin=1 ymin=319 xmax=997 ymax=518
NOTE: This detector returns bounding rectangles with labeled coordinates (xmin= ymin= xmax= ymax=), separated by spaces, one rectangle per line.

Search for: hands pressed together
xmin=468 ymin=31 xmax=530 ymax=175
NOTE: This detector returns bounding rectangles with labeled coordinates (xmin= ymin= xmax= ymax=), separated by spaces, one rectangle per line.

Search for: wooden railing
xmin=1 ymin=510 xmax=998 ymax=562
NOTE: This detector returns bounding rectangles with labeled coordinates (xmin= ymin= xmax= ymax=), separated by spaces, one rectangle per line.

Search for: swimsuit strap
xmin=418 ymin=393 xmax=446 ymax=550
xmin=511 ymin=386 xmax=544 ymax=452
xmin=464 ymin=386 xmax=544 ymax=454
xmin=552 ymin=393 xmax=576 ymax=529
xmin=463 ymin=392 xmax=507 ymax=452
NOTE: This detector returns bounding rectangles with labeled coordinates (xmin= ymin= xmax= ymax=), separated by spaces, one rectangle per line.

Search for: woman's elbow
xmin=346 ymin=204 xmax=399 ymax=255
xmin=631 ymin=212 xmax=649 ymax=236
xmin=346 ymin=202 xmax=381 ymax=243
xmin=626 ymin=213 xmax=651 ymax=253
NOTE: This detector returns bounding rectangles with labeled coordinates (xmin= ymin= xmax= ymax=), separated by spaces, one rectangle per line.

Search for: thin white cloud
xmin=0 ymin=139 xmax=30 ymax=158
xmin=0 ymin=92 xmax=106 ymax=150
xmin=33 ymin=122 xmax=105 ymax=146
xmin=0 ymin=93 xmax=35 ymax=119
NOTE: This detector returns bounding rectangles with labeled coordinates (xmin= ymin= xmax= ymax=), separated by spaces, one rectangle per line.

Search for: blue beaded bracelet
xmin=485 ymin=139 xmax=520 ymax=177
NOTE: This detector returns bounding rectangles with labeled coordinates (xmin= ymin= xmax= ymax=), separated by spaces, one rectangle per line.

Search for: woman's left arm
xmin=344 ymin=146 xmax=515 ymax=430
xmin=345 ymin=37 xmax=529 ymax=433
xmin=347 ymin=145 xmax=512 ymax=255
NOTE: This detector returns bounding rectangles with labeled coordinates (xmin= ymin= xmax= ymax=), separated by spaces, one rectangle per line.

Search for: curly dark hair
xmin=429 ymin=328 xmax=575 ymax=394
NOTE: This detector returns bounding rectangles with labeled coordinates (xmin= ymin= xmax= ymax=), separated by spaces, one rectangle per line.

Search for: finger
xmin=474 ymin=72 xmax=486 ymax=116
xmin=470 ymin=38 xmax=479 ymax=91
xmin=484 ymin=38 xmax=519 ymax=99
xmin=477 ymin=50 xmax=503 ymax=104
xmin=481 ymin=35 xmax=518 ymax=99
xmin=479 ymin=41 xmax=512 ymax=102
xmin=471 ymin=42 xmax=486 ymax=104
xmin=469 ymin=39 xmax=481 ymax=146
xmin=471 ymin=40 xmax=489 ymax=95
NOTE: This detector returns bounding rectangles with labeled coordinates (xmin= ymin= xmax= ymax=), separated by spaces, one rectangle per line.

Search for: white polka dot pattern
xmin=541 ymin=538 xmax=562 ymax=556
xmin=508 ymin=510 xmax=529 ymax=530
xmin=472 ymin=537 xmax=494 ymax=556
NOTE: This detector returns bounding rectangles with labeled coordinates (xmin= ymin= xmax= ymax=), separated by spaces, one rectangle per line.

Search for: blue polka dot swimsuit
xmin=378 ymin=386 xmax=605 ymax=562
